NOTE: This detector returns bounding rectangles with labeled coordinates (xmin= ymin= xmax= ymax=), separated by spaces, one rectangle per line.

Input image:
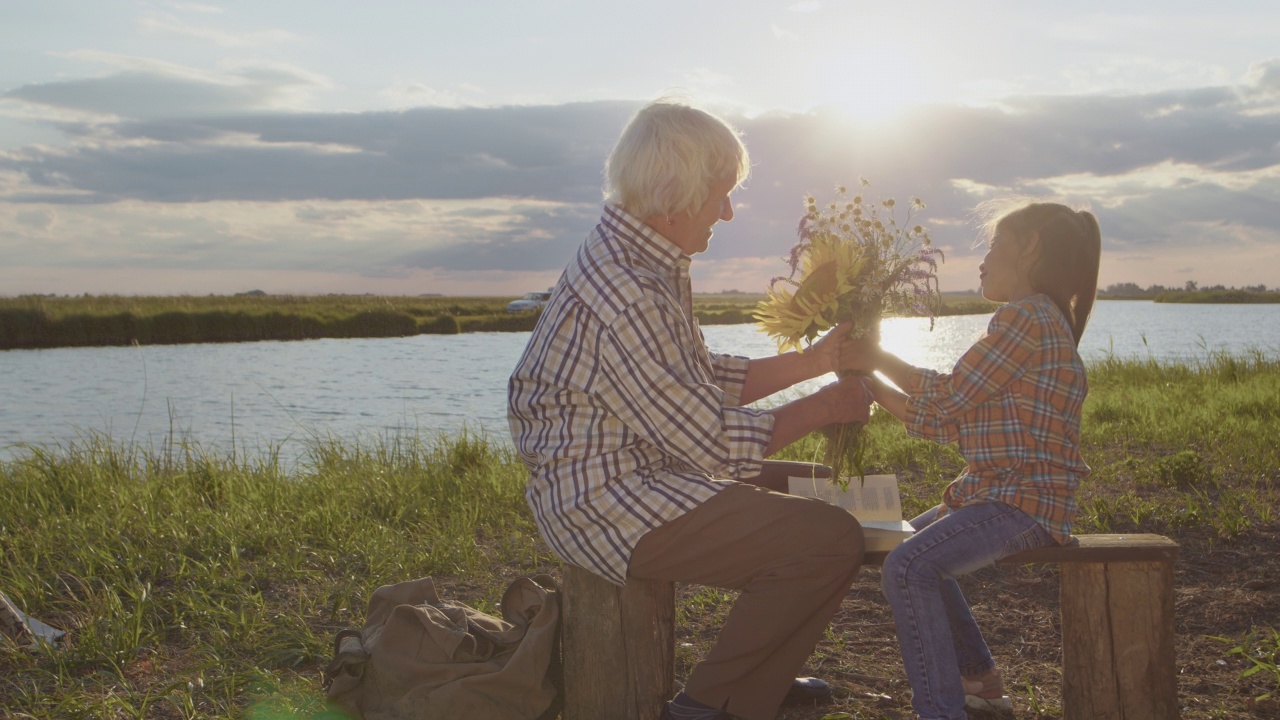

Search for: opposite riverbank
xmin=2 ymin=352 xmax=1278 ymax=718
xmin=0 ymin=293 xmax=1000 ymax=350
xmin=6 ymin=289 xmax=1275 ymax=352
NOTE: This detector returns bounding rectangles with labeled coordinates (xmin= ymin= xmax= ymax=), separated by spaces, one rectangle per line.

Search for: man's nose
xmin=720 ymin=199 xmax=734 ymax=222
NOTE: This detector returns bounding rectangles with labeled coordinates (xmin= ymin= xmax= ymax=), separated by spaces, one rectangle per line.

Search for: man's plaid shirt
xmin=507 ymin=206 xmax=774 ymax=584
xmin=903 ymin=293 xmax=1090 ymax=544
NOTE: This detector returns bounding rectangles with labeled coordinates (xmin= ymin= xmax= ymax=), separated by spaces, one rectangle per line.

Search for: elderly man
xmin=508 ymin=98 xmax=870 ymax=720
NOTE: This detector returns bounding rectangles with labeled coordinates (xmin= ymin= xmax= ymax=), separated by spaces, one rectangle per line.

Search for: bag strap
xmin=322 ymin=629 xmax=368 ymax=690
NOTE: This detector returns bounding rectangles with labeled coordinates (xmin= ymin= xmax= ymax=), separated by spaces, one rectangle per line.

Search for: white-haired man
xmin=508 ymin=99 xmax=870 ymax=720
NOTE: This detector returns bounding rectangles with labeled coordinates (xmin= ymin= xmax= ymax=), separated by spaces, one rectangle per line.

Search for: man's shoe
xmin=660 ymin=691 xmax=742 ymax=720
xmin=962 ymin=668 xmax=1013 ymax=718
xmin=659 ymin=679 xmax=832 ymax=718
xmin=658 ymin=706 xmax=740 ymax=720
xmin=783 ymin=676 xmax=833 ymax=706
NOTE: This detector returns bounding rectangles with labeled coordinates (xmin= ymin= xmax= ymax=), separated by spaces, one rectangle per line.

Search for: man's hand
xmin=816 ymin=375 xmax=873 ymax=425
xmin=763 ymin=375 xmax=874 ymax=457
xmin=807 ymin=322 xmax=852 ymax=375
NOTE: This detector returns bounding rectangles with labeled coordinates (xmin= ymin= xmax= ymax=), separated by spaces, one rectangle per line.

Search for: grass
xmin=1 ymin=430 xmax=544 ymax=719
xmin=3 ymin=352 xmax=1278 ymax=718
xmin=0 ymin=293 xmax=995 ymax=350
xmin=1212 ymin=628 xmax=1280 ymax=701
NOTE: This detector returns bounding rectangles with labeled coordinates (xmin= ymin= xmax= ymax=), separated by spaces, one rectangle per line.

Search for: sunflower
xmin=754 ymin=230 xmax=867 ymax=352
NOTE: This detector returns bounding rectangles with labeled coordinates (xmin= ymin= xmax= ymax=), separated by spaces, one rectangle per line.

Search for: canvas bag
xmin=323 ymin=574 xmax=560 ymax=720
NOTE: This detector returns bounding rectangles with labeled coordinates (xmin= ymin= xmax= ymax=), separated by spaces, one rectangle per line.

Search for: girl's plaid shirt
xmin=903 ymin=293 xmax=1090 ymax=544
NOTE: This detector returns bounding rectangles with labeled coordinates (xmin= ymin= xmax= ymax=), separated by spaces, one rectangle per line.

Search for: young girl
xmin=847 ymin=201 xmax=1101 ymax=720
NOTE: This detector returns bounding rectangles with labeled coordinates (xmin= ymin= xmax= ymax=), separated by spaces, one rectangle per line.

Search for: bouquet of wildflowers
xmin=754 ymin=180 xmax=944 ymax=483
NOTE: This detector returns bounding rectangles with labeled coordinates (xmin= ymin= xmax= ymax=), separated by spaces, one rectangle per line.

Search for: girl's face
xmin=979 ymin=229 xmax=1033 ymax=302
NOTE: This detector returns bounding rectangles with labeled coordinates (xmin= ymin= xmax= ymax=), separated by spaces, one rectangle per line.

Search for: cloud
xmin=1 ymin=102 xmax=635 ymax=204
xmin=396 ymin=201 xmax=601 ymax=272
xmin=136 ymin=12 xmax=297 ymax=47
xmin=379 ymin=81 xmax=473 ymax=109
xmin=1244 ymin=58 xmax=1280 ymax=95
xmin=166 ymin=2 xmax=224 ymax=14
xmin=2 ymin=67 xmax=1279 ymax=290
xmin=3 ymin=53 xmax=327 ymax=118
xmin=682 ymin=68 xmax=736 ymax=91
xmin=14 ymin=208 xmax=55 ymax=230
xmin=0 ymin=197 xmax=598 ymax=279
xmin=771 ymin=24 xmax=799 ymax=42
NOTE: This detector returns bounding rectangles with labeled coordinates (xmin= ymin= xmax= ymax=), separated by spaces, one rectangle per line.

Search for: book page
xmin=787 ymin=473 xmax=903 ymax=522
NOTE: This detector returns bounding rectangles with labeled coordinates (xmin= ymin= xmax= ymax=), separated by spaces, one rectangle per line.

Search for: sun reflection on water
xmin=879 ymin=315 xmax=990 ymax=373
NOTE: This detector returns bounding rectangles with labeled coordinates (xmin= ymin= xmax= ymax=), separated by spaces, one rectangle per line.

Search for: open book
xmin=787 ymin=473 xmax=915 ymax=552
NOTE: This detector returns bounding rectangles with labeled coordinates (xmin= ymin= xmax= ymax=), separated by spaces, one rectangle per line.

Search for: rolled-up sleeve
xmin=904 ymin=303 xmax=1038 ymax=441
xmin=596 ymin=301 xmax=773 ymax=480
xmin=709 ymin=352 xmax=751 ymax=405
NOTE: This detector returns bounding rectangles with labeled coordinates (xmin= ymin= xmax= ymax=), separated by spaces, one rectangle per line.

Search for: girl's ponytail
xmin=1069 ymin=210 xmax=1102 ymax=345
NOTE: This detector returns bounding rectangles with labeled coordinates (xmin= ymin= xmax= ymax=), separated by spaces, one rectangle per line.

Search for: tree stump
xmin=1059 ymin=558 xmax=1178 ymax=719
xmin=561 ymin=565 xmax=674 ymax=720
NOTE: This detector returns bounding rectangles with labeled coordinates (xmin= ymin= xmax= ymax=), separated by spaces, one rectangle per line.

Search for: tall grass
xmin=1 ymin=431 xmax=540 ymax=719
xmin=0 ymin=295 xmax=483 ymax=349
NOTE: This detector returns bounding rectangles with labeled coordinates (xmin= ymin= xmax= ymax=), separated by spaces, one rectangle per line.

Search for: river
xmin=2 ymin=300 xmax=1276 ymax=464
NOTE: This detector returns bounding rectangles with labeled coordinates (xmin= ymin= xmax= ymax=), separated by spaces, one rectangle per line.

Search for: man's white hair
xmin=603 ymin=98 xmax=750 ymax=220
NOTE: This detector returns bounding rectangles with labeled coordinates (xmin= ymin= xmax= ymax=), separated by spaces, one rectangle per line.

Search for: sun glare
xmin=879 ymin=316 xmax=926 ymax=362
xmin=810 ymin=24 xmax=945 ymax=124
xmin=830 ymin=67 xmax=930 ymax=123
xmin=819 ymin=51 xmax=942 ymax=122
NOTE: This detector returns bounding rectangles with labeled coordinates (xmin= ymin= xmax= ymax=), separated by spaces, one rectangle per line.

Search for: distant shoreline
xmin=0 ymin=292 xmax=997 ymax=351
xmin=1100 ymin=290 xmax=1280 ymax=304
xmin=6 ymin=291 xmax=1274 ymax=351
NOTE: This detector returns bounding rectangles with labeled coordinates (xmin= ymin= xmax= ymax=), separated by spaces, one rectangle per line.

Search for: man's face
xmin=672 ymin=177 xmax=736 ymax=255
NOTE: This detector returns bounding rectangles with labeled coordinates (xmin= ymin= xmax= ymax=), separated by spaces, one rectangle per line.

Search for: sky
xmin=2 ymin=1 xmax=1278 ymax=297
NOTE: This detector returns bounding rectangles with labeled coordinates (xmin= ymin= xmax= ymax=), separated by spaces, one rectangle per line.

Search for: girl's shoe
xmin=962 ymin=668 xmax=1013 ymax=718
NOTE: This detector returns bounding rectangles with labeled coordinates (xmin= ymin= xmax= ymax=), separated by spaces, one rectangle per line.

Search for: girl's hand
xmin=836 ymin=335 xmax=881 ymax=375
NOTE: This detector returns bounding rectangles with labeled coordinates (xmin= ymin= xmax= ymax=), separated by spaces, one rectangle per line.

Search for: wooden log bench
xmin=560 ymin=464 xmax=1181 ymax=720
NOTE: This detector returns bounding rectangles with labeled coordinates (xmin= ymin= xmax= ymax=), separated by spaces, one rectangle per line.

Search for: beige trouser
xmin=628 ymin=482 xmax=864 ymax=720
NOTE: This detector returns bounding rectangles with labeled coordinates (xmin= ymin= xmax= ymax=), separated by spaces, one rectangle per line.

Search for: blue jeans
xmin=881 ymin=502 xmax=1055 ymax=720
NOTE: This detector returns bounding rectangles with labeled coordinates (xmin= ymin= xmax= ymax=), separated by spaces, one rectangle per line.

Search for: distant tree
xmin=1184 ymin=280 xmax=1198 ymax=292
xmin=1103 ymin=282 xmax=1145 ymax=295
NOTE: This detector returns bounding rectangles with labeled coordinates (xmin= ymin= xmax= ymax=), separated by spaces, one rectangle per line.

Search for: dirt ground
xmin=449 ymin=520 xmax=1280 ymax=719
xmin=661 ymin=524 xmax=1280 ymax=720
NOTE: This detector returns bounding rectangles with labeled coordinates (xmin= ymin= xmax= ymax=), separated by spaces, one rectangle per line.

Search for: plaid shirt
xmin=507 ymin=205 xmax=775 ymax=584
xmin=903 ymin=293 xmax=1089 ymax=544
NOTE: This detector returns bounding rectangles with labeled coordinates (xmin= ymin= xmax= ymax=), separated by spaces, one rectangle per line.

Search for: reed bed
xmin=1154 ymin=290 xmax=1280 ymax=304
xmin=2 ymin=353 xmax=1277 ymax=718
xmin=0 ymin=293 xmax=994 ymax=350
